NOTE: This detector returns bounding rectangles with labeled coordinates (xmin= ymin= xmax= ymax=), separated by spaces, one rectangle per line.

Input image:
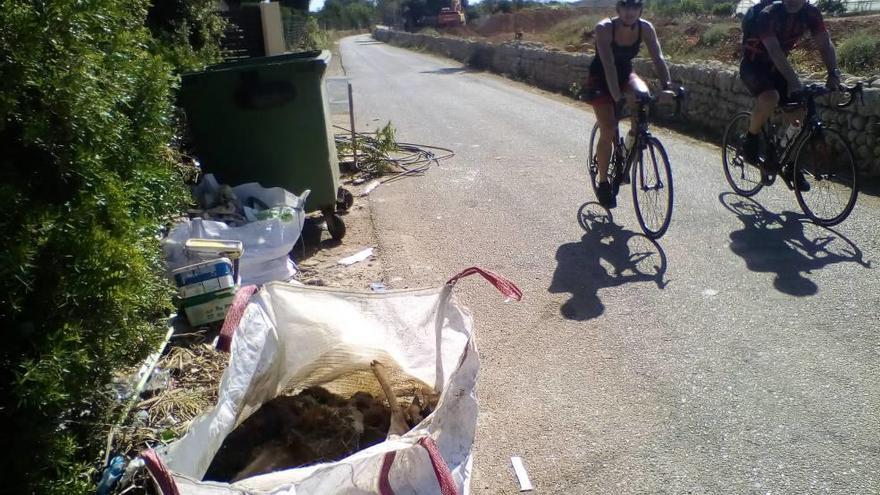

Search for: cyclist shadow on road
xmin=549 ymin=202 xmax=669 ymax=321
xmin=720 ymin=192 xmax=871 ymax=296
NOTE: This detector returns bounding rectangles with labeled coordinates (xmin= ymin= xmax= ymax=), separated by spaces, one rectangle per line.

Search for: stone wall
xmin=373 ymin=28 xmax=880 ymax=176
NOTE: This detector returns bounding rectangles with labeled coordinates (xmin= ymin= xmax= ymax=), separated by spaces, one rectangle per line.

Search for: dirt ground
xmin=289 ymin=41 xmax=388 ymax=292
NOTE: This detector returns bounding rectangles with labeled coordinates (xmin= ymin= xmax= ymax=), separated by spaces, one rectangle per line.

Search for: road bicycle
xmin=588 ymin=87 xmax=686 ymax=239
xmin=721 ymin=83 xmax=863 ymax=226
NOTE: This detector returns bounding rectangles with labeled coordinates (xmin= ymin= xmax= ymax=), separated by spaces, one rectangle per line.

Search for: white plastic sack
xmin=163 ymin=181 xmax=309 ymax=286
xmin=144 ymin=269 xmax=522 ymax=495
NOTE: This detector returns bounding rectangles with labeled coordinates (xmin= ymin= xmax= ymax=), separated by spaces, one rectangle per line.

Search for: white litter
xmin=511 ymin=456 xmax=533 ymax=491
xmin=360 ymin=180 xmax=381 ymax=196
xmin=338 ymin=247 xmax=373 ymax=266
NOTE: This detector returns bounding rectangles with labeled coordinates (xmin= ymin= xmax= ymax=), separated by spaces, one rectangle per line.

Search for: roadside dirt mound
xmin=473 ymin=7 xmax=588 ymax=36
xmin=824 ymin=13 xmax=880 ymax=37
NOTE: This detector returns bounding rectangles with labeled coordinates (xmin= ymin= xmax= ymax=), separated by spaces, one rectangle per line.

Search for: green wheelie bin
xmin=179 ymin=50 xmax=346 ymax=239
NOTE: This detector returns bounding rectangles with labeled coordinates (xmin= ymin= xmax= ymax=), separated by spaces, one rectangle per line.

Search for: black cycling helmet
xmin=617 ymin=0 xmax=644 ymax=6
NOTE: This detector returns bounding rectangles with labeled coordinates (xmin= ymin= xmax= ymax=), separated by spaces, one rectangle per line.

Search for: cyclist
xmin=583 ymin=0 xmax=675 ymax=208
xmin=739 ymin=0 xmax=843 ymax=189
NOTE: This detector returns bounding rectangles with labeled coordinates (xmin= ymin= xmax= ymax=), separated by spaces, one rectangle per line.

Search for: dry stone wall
xmin=373 ymin=28 xmax=880 ymax=176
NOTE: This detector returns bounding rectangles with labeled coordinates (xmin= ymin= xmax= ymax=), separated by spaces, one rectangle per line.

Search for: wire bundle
xmin=334 ymin=125 xmax=455 ymax=184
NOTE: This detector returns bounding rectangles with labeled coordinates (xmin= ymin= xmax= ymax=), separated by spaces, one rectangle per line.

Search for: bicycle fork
xmin=631 ymin=135 xmax=664 ymax=192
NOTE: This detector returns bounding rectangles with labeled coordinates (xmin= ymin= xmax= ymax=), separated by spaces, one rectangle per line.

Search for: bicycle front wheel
xmin=794 ymin=127 xmax=859 ymax=226
xmin=632 ymin=137 xmax=674 ymax=239
xmin=722 ymin=111 xmax=763 ymax=197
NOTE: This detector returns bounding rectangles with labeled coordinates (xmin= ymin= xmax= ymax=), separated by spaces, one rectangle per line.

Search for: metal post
xmin=348 ymin=82 xmax=357 ymax=170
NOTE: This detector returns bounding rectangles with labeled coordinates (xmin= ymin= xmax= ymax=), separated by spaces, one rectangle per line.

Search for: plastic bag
xmin=163 ymin=179 xmax=309 ymax=286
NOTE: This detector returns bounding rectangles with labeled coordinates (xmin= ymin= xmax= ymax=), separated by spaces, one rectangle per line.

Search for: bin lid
xmin=184 ymin=50 xmax=331 ymax=77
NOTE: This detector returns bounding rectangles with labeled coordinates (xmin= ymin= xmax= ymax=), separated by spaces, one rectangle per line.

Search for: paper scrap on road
xmin=338 ymin=247 xmax=373 ymax=266
xmin=360 ymin=180 xmax=381 ymax=196
xmin=511 ymin=456 xmax=533 ymax=492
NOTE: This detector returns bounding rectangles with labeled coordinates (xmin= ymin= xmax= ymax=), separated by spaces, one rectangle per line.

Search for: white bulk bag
xmin=143 ymin=268 xmax=522 ymax=495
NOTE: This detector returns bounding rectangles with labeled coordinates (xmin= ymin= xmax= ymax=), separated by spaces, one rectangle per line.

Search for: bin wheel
xmin=336 ymin=187 xmax=354 ymax=212
xmin=324 ymin=211 xmax=346 ymax=240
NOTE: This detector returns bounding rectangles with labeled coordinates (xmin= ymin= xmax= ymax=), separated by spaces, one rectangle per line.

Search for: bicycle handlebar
xmin=615 ymin=86 xmax=687 ymax=119
xmin=783 ymin=82 xmax=864 ymax=110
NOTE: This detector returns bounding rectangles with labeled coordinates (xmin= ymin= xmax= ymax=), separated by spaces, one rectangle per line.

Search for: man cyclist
xmin=739 ymin=0 xmax=843 ymax=189
xmin=583 ymin=0 xmax=674 ymax=208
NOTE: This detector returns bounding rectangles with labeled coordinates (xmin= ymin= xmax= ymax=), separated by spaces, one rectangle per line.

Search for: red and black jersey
xmin=742 ymin=2 xmax=826 ymax=64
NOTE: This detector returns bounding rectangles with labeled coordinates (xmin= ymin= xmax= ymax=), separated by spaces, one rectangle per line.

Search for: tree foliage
xmin=0 ymin=0 xmax=223 ymax=491
xmin=318 ymin=0 xmax=377 ymax=30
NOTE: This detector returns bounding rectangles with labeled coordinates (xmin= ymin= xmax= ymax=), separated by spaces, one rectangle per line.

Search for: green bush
xmin=838 ymin=31 xmax=880 ymax=74
xmin=0 ymin=0 xmax=219 ymax=492
xmin=146 ymin=0 xmax=227 ymax=72
xmin=711 ymin=2 xmax=735 ymax=16
xmin=318 ymin=0 xmax=376 ymax=30
xmin=679 ymin=0 xmax=706 ymax=15
xmin=700 ymin=24 xmax=730 ymax=46
xmin=283 ymin=9 xmax=331 ymax=50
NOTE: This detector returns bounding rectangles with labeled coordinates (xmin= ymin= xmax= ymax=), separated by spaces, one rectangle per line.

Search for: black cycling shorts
xmin=739 ymin=59 xmax=799 ymax=106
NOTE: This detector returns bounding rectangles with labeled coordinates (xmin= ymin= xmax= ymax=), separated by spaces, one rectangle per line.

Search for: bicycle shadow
xmin=549 ymin=202 xmax=669 ymax=321
xmin=720 ymin=192 xmax=871 ymax=296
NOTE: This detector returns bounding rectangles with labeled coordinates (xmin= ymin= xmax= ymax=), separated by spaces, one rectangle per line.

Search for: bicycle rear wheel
xmin=588 ymin=118 xmax=631 ymax=199
xmin=587 ymin=121 xmax=602 ymax=198
xmin=632 ymin=137 xmax=673 ymax=239
xmin=794 ymin=127 xmax=859 ymax=226
xmin=722 ymin=112 xmax=764 ymax=197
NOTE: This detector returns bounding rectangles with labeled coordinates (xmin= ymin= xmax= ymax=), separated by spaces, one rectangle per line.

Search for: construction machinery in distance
xmin=437 ymin=0 xmax=466 ymax=27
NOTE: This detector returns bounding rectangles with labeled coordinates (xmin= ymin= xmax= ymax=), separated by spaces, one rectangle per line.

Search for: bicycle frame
xmin=612 ymin=95 xmax=655 ymax=185
xmin=619 ymin=94 xmax=672 ymax=193
xmin=761 ymin=84 xmax=859 ymax=184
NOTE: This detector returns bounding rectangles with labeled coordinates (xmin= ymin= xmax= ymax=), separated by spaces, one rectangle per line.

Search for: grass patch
xmin=711 ymin=3 xmax=735 ymax=16
xmin=418 ymin=27 xmax=441 ymax=36
xmin=542 ymin=14 xmax=605 ymax=48
xmin=700 ymin=24 xmax=731 ymax=47
xmin=838 ymin=30 xmax=880 ymax=74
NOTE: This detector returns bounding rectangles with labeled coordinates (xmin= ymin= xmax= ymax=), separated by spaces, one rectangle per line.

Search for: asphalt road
xmin=340 ymin=34 xmax=880 ymax=494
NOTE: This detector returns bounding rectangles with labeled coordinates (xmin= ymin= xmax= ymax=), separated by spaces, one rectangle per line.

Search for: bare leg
xmin=594 ymin=102 xmax=616 ymax=183
xmin=749 ymin=90 xmax=779 ymax=134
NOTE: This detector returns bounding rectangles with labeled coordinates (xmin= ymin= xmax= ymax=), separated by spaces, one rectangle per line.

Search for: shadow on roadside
xmin=549 ymin=202 xmax=669 ymax=321
xmin=720 ymin=192 xmax=871 ymax=296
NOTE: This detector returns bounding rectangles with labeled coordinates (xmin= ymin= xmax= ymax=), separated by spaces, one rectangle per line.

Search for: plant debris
xmin=204 ymin=370 xmax=438 ymax=482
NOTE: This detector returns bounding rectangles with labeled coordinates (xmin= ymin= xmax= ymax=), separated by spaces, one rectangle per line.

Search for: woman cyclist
xmin=584 ymin=0 xmax=674 ymax=208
